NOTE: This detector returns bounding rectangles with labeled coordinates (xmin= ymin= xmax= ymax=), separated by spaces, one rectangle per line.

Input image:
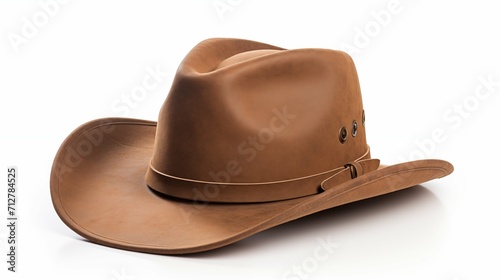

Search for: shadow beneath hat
xmin=53 ymin=184 xmax=447 ymax=271
xmin=188 ymin=185 xmax=448 ymax=264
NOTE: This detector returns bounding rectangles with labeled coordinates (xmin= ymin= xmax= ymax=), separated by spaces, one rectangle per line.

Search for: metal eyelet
xmin=339 ymin=127 xmax=347 ymax=144
xmin=362 ymin=110 xmax=366 ymax=126
xmin=351 ymin=120 xmax=358 ymax=137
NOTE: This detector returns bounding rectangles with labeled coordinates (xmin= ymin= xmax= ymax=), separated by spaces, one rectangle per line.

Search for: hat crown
xmin=148 ymin=38 xmax=368 ymax=194
xmin=51 ymin=38 xmax=453 ymax=254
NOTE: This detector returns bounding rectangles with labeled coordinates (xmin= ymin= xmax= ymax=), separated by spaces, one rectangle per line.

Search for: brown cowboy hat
xmin=50 ymin=38 xmax=453 ymax=255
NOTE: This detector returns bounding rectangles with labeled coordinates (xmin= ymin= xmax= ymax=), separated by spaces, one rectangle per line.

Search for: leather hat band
xmin=145 ymin=147 xmax=379 ymax=203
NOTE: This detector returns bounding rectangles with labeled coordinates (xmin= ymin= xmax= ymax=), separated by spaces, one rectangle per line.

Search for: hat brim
xmin=50 ymin=118 xmax=453 ymax=255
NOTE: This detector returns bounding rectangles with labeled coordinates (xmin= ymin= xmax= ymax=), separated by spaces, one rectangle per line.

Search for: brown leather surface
xmin=146 ymin=157 xmax=379 ymax=203
xmin=146 ymin=38 xmax=368 ymax=201
xmin=50 ymin=118 xmax=452 ymax=254
xmin=50 ymin=38 xmax=454 ymax=255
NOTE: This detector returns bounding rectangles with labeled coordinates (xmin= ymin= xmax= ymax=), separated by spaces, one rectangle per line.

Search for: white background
xmin=1 ymin=0 xmax=499 ymax=279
